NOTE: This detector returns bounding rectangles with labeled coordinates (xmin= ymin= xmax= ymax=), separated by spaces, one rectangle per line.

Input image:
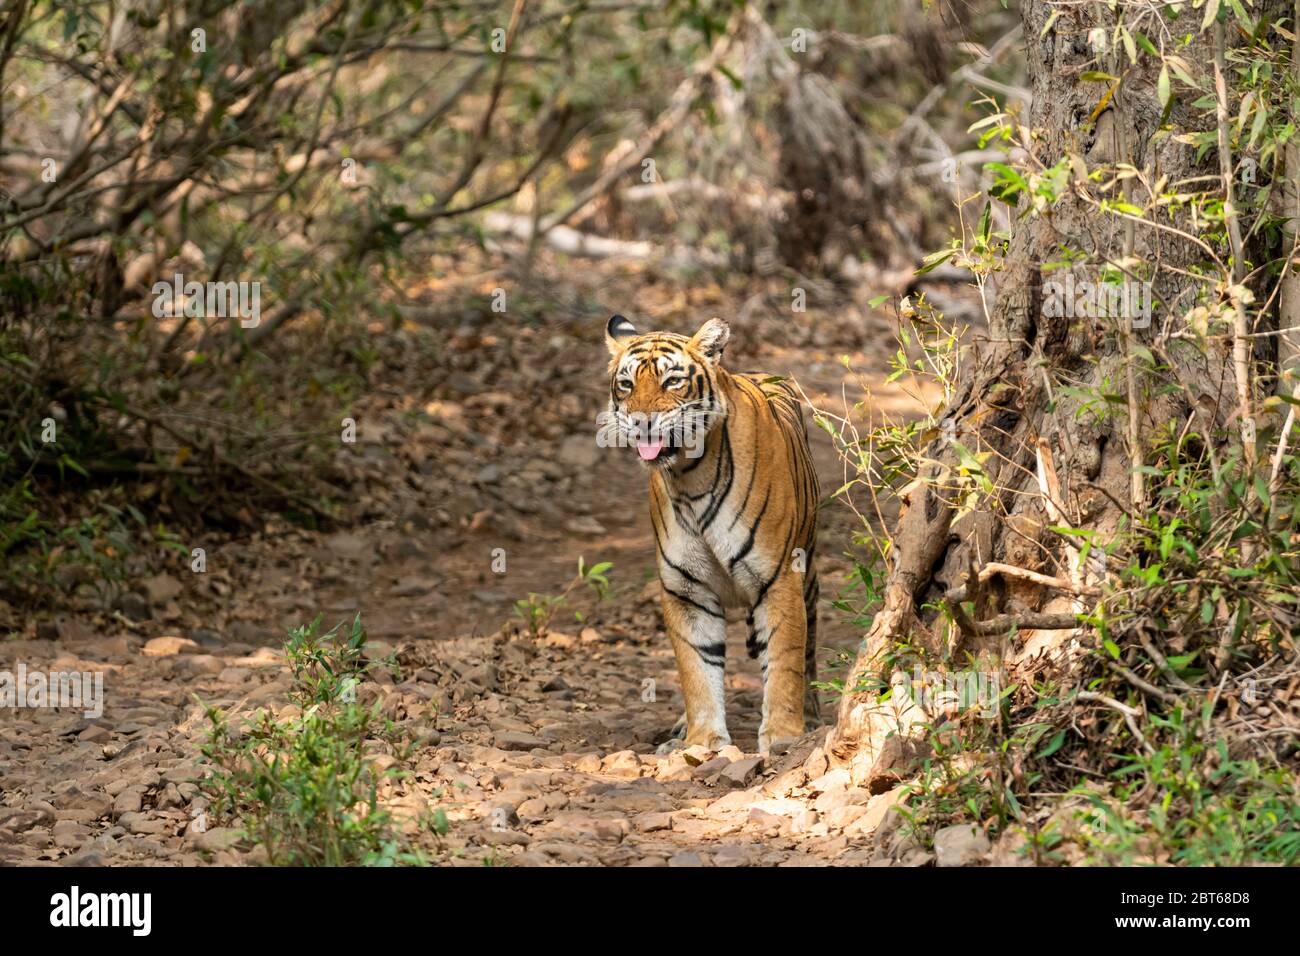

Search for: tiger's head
xmin=601 ymin=314 xmax=730 ymax=469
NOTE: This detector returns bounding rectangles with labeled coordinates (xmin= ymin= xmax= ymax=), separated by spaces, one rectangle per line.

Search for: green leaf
xmin=915 ymin=248 xmax=957 ymax=276
xmin=1120 ymin=27 xmax=1136 ymax=65
xmin=716 ymin=64 xmax=743 ymax=91
xmin=1036 ymin=729 xmax=1067 ymax=758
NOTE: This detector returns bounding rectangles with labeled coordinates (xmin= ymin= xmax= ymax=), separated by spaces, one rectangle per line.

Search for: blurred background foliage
xmin=0 ymin=0 xmax=1020 ymax=612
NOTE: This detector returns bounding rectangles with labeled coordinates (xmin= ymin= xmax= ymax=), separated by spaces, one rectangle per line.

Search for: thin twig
xmin=945 ymin=561 xmax=1101 ymax=603
xmin=1077 ymin=690 xmax=1151 ymax=753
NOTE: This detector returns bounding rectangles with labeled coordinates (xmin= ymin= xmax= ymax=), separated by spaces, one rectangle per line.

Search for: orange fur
xmin=604 ymin=316 xmax=820 ymax=752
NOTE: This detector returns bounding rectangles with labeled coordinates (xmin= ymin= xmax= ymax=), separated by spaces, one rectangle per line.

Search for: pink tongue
xmin=637 ymin=440 xmax=664 ymax=461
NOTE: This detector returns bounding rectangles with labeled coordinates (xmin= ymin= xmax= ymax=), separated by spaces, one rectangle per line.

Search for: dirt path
xmin=1 ymin=269 xmax=956 ymax=867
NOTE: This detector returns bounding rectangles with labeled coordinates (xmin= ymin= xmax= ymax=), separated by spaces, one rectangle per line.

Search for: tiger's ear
xmin=689 ymin=317 xmax=730 ymax=365
xmin=606 ymin=314 xmax=637 ymax=356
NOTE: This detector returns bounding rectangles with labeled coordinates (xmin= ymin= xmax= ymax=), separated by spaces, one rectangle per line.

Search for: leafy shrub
xmin=199 ymin=614 xmax=440 ymax=866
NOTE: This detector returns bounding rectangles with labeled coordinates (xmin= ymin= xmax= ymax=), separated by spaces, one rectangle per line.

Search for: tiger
xmin=601 ymin=313 xmax=821 ymax=754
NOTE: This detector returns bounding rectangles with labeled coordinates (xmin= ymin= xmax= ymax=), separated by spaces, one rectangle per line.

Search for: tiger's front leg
xmin=660 ymin=585 xmax=730 ymax=751
xmin=751 ymin=569 xmax=809 ymax=754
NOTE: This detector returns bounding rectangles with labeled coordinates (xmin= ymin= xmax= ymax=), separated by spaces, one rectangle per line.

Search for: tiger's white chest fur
xmin=653 ymin=467 xmax=778 ymax=613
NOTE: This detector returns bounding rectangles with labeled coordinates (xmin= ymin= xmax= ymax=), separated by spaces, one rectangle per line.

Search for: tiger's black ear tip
xmin=607 ymin=314 xmax=636 ymax=339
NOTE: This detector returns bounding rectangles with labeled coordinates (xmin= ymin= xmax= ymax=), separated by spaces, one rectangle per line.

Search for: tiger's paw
xmin=683 ymin=729 xmax=731 ymax=752
xmin=758 ymin=722 xmax=805 ymax=755
xmin=655 ymin=738 xmax=685 ymax=756
xmin=654 ymin=713 xmax=689 ymax=754
xmin=657 ymin=731 xmax=731 ymax=754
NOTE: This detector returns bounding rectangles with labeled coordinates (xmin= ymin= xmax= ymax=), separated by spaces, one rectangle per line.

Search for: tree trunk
xmin=826 ymin=2 xmax=1265 ymax=783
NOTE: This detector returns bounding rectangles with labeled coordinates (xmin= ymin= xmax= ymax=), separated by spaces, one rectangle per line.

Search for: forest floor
xmin=1 ymin=252 xmax=988 ymax=867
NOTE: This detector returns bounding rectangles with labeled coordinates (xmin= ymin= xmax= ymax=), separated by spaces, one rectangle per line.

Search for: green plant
xmin=199 ymin=614 xmax=433 ymax=866
xmin=828 ymin=216 xmax=1300 ymax=865
xmin=513 ymin=556 xmax=613 ymax=638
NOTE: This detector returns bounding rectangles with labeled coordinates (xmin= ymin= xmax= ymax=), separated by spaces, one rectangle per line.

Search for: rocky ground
xmin=1 ymin=259 xmax=989 ymax=867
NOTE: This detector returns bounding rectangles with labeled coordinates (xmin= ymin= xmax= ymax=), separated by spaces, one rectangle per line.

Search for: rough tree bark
xmin=825 ymin=2 xmax=1270 ymax=784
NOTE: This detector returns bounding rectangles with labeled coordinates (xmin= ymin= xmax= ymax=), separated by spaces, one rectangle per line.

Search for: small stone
xmin=160 ymin=764 xmax=200 ymax=785
xmin=573 ymin=753 xmax=603 ymax=773
xmin=789 ymin=808 xmax=819 ymax=833
xmin=720 ymin=756 xmax=764 ymax=788
xmin=802 ymin=746 xmax=829 ymax=777
xmin=808 ymin=767 xmax=852 ymax=794
xmin=112 ymin=790 xmax=143 ymax=818
xmin=25 ymin=799 xmax=58 ymax=821
xmin=325 ymin=532 xmax=369 ymax=560
xmin=710 ymin=845 xmax=753 ymax=867
xmin=171 ymin=654 xmax=224 ymax=676
xmin=814 ymin=786 xmax=872 ymax=813
xmin=118 ymin=813 xmax=169 ymax=836
xmin=747 ymin=808 xmax=789 ymax=832
xmin=653 ymin=753 xmax=693 ymax=782
xmin=591 ymin=818 xmax=630 ymax=842
xmin=52 ymin=821 xmax=90 ymax=849
xmin=558 ymin=434 xmax=599 ymax=470
xmin=535 ymin=842 xmax=600 ymax=865
xmin=141 ymin=573 xmax=183 ymax=605
xmin=486 ymin=801 xmax=521 ymax=828
xmin=59 ymin=849 xmax=105 ymax=866
xmin=143 ymin=636 xmax=199 ymax=657
xmin=850 ymin=786 xmax=909 ymax=835
xmin=77 ymin=725 xmax=112 ymax=744
xmin=634 ymin=812 xmax=674 ymax=833
xmin=667 ymin=850 xmax=704 ymax=867
xmin=493 ymin=731 xmax=548 ymax=751
xmin=602 ymin=750 xmax=641 ymax=778
xmin=692 ymin=756 xmax=730 ymax=780
xmin=188 ymin=628 xmax=225 ymax=648
xmin=824 ymin=805 xmax=869 ymax=830
xmin=482 ymin=830 xmax=531 ymax=847
xmin=391 ymin=576 xmax=438 ymax=598
xmin=934 ymin=823 xmax=991 ymax=867
xmin=0 ymin=808 xmax=52 ymax=832
xmin=114 ymin=592 xmax=150 ymax=622
xmin=706 ymin=790 xmax=755 ymax=814
xmin=192 ymin=827 xmax=241 ymax=853
xmin=516 ymin=798 xmax=549 ymax=821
